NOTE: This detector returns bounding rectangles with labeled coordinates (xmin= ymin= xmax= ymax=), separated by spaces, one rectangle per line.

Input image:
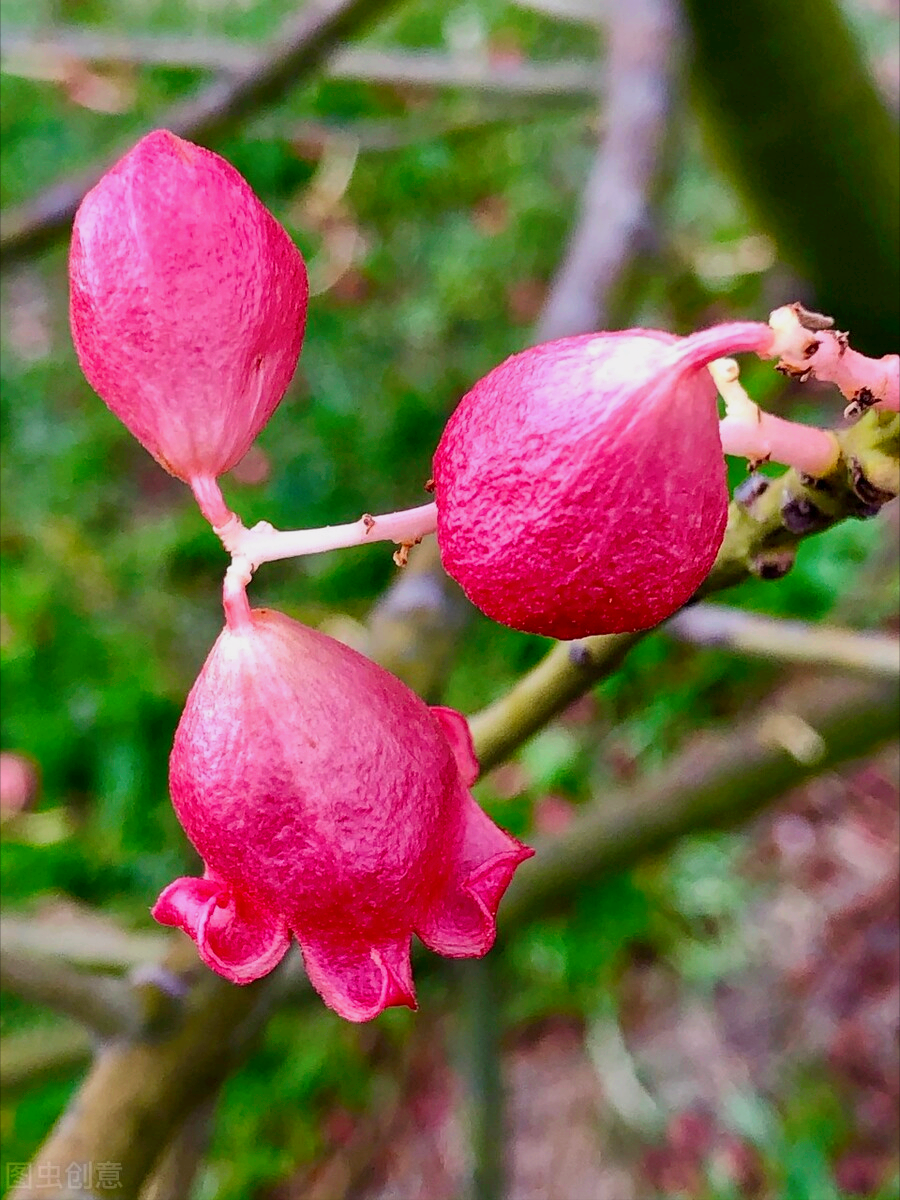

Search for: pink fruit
xmin=433 ymin=323 xmax=772 ymax=639
xmin=153 ymin=608 xmax=532 ymax=1022
xmin=69 ymin=130 xmax=308 ymax=496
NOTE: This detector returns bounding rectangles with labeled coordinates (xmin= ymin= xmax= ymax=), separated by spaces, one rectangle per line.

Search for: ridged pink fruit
xmin=69 ymin=129 xmax=308 ymax=493
xmin=153 ymin=608 xmax=532 ymax=1022
xmin=433 ymin=323 xmax=772 ymax=639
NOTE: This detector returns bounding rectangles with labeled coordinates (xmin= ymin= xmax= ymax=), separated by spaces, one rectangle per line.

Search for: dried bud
xmin=153 ymin=609 xmax=532 ymax=1022
xmin=734 ymin=473 xmax=771 ymax=509
xmin=433 ymin=323 xmax=772 ymax=639
xmin=70 ymin=130 xmax=308 ymax=490
xmin=779 ymin=492 xmax=831 ymax=535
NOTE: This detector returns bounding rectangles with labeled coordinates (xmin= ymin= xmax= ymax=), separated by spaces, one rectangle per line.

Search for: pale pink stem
xmin=223 ymin=503 xmax=439 ymax=569
xmin=190 ymin=474 xmax=236 ymax=528
xmin=222 ymin=558 xmax=253 ymax=631
xmin=668 ymin=320 xmax=775 ymax=367
xmin=718 ymin=413 xmax=839 ymax=475
xmin=711 ymin=357 xmax=839 ymax=476
xmin=767 ymin=305 xmax=899 ymax=412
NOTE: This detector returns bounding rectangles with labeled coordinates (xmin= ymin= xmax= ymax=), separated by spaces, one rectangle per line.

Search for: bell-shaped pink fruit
xmin=153 ymin=608 xmax=532 ymax=1022
xmin=433 ymin=323 xmax=772 ymax=639
xmin=70 ymin=129 xmax=308 ymax=494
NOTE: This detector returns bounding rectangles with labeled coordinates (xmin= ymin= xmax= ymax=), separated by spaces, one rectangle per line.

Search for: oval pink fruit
xmin=433 ymin=323 xmax=771 ymax=639
xmin=70 ymin=129 xmax=308 ymax=491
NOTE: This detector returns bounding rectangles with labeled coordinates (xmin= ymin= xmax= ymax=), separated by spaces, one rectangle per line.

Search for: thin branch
xmin=0 ymin=26 xmax=260 ymax=73
xmin=0 ymin=947 xmax=141 ymax=1038
xmin=0 ymin=1026 xmax=92 ymax=1092
xmin=0 ymin=26 xmax=602 ymax=97
xmin=499 ymin=671 xmax=899 ymax=930
xmin=474 ymin=633 xmax=640 ymax=772
xmin=10 ymin=941 xmax=303 ymax=1200
xmin=214 ymin=501 xmax=438 ymax=566
xmin=329 ymin=48 xmax=600 ymax=94
xmin=668 ymin=603 xmax=900 ymax=677
xmin=0 ymin=0 xmax=400 ymax=264
xmin=457 ymin=956 xmax=506 ymax=1200
xmin=0 ymin=912 xmax=168 ymax=971
xmin=512 ymin=0 xmax=607 ymax=22
xmin=267 ymin=103 xmax=589 ymax=155
xmin=535 ymin=0 xmax=678 ymax=340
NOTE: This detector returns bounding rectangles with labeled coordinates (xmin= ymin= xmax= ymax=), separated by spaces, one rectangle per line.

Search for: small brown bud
xmin=750 ymin=550 xmax=796 ymax=580
xmin=780 ymin=493 xmax=831 ymax=535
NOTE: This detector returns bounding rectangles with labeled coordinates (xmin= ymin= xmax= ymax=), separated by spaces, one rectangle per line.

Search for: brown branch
xmin=0 ymin=27 xmax=602 ymax=97
xmin=9 ymin=940 xmax=303 ymax=1200
xmin=0 ymin=947 xmax=142 ymax=1038
xmin=535 ymin=0 xmax=678 ymax=340
xmin=0 ymin=912 xmax=168 ymax=971
xmin=0 ymin=1026 xmax=92 ymax=1093
xmin=0 ymin=0 xmax=399 ymax=264
xmin=139 ymin=1098 xmax=215 ymax=1200
xmin=667 ymin=603 xmax=900 ymax=677
xmin=268 ymin=102 xmax=589 ymax=156
xmin=498 ymin=670 xmax=899 ymax=930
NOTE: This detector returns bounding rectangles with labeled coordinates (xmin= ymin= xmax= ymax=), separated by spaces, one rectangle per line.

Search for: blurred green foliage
xmin=1 ymin=1 xmax=897 ymax=1196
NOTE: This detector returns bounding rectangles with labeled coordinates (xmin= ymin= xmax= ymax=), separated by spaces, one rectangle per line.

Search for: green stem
xmin=458 ymin=957 xmax=506 ymax=1200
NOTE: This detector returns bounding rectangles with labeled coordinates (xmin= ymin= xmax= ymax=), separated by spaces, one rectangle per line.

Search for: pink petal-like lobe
xmin=299 ymin=935 xmax=417 ymax=1023
xmin=418 ymin=793 xmax=533 ymax=957
xmin=152 ymin=874 xmax=290 ymax=984
xmin=431 ymin=705 xmax=480 ymax=786
xmin=69 ymin=129 xmax=308 ymax=484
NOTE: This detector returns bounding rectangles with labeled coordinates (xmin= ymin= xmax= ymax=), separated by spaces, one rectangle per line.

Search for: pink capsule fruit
xmin=433 ymin=323 xmax=772 ymax=639
xmin=153 ymin=608 xmax=532 ymax=1022
xmin=70 ymin=130 xmax=308 ymax=503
